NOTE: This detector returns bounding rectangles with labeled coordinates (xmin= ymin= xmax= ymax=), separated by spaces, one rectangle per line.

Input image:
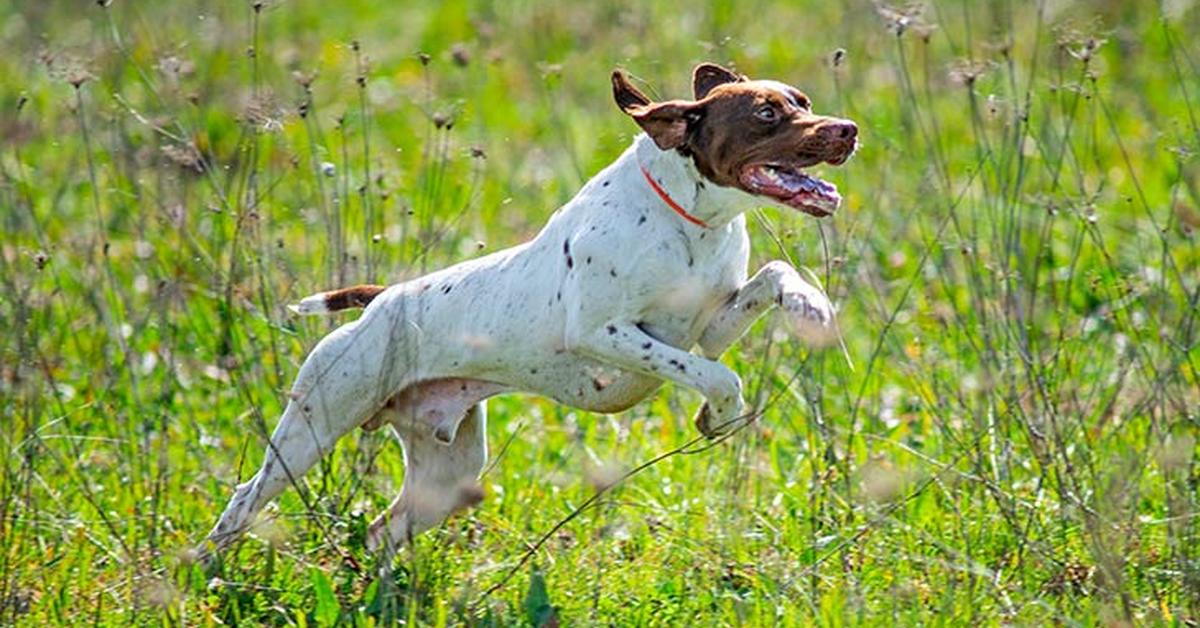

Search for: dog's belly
xmin=514 ymin=356 xmax=665 ymax=413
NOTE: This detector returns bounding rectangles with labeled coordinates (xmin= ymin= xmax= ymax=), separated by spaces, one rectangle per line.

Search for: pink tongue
xmin=754 ymin=167 xmax=830 ymax=197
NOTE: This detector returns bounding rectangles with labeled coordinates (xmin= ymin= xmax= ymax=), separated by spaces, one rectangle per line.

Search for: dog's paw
xmin=365 ymin=517 xmax=392 ymax=554
xmin=693 ymin=395 xmax=747 ymax=440
xmin=780 ymin=287 xmax=837 ymax=347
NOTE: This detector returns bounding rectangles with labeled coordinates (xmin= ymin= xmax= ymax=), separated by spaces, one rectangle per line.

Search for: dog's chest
xmin=622 ymin=220 xmax=749 ymax=346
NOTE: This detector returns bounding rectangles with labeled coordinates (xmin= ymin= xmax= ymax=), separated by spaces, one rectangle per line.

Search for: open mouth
xmin=739 ymin=164 xmax=843 ymax=217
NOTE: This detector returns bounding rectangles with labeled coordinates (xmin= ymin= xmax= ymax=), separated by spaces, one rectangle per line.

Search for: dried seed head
xmin=948 ymin=58 xmax=989 ymax=87
xmin=241 ymin=91 xmax=285 ymax=132
xmin=418 ymin=52 xmax=431 ymax=66
xmin=161 ymin=142 xmax=205 ymax=173
xmin=291 ymin=69 xmax=316 ymax=89
xmin=42 ymin=51 xmax=96 ymax=88
xmin=831 ymin=48 xmax=847 ymax=67
xmin=469 ymin=146 xmax=486 ymax=159
xmin=451 ymin=42 xmax=471 ymax=67
xmin=158 ymin=55 xmax=195 ymax=82
xmin=913 ymin=22 xmax=937 ymax=42
xmin=1174 ymin=201 xmax=1200 ymax=231
xmin=875 ymin=2 xmax=932 ymax=38
xmin=67 ymin=68 xmax=94 ymax=89
xmin=432 ymin=111 xmax=450 ymax=129
xmin=984 ymin=38 xmax=1012 ymax=59
xmin=875 ymin=2 xmax=936 ymax=39
xmin=1068 ymin=36 xmax=1107 ymax=63
xmin=1055 ymin=19 xmax=1108 ymax=63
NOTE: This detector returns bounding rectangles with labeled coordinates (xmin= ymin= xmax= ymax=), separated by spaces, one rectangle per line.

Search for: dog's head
xmin=613 ymin=63 xmax=857 ymax=218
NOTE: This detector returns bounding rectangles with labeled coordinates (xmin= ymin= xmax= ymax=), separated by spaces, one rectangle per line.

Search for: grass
xmin=1 ymin=0 xmax=1198 ymax=624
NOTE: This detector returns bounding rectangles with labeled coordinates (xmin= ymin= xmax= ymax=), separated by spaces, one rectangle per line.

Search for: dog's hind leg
xmin=366 ymin=400 xmax=489 ymax=555
xmin=203 ymin=309 xmax=411 ymax=554
xmin=203 ymin=400 xmax=345 ymax=553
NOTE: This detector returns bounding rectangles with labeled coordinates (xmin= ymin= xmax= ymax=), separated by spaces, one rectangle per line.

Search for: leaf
xmin=523 ymin=565 xmax=559 ymax=628
xmin=310 ymin=567 xmax=340 ymax=627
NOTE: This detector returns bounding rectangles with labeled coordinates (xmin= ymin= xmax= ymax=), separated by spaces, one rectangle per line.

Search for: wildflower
xmin=320 ymin=161 xmax=336 ymax=177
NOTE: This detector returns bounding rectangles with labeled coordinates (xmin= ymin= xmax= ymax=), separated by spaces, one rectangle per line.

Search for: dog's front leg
xmin=698 ymin=260 xmax=836 ymax=359
xmin=569 ymin=321 xmax=745 ymax=438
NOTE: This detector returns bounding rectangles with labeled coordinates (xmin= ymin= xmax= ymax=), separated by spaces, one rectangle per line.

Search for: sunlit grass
xmin=0 ymin=0 xmax=1197 ymax=624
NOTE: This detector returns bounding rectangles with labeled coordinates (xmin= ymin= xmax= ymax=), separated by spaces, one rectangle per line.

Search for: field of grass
xmin=1 ymin=0 xmax=1198 ymax=624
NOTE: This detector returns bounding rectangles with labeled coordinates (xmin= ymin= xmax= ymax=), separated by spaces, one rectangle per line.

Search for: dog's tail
xmin=288 ymin=284 xmax=387 ymax=315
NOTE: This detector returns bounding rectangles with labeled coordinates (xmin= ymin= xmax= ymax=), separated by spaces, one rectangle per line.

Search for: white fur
xmin=202 ymin=133 xmax=836 ymax=556
xmin=287 ymin=293 xmax=329 ymax=315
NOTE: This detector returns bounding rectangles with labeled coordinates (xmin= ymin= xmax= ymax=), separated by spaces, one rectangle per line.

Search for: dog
xmin=202 ymin=63 xmax=857 ymax=556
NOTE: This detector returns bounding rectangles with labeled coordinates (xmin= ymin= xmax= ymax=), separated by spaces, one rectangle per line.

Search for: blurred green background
xmin=1 ymin=0 xmax=1197 ymax=624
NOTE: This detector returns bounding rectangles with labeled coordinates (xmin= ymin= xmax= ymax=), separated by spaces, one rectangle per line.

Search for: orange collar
xmin=639 ymin=164 xmax=710 ymax=229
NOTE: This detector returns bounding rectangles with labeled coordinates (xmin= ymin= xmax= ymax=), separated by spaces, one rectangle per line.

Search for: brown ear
xmin=692 ymin=62 xmax=745 ymax=99
xmin=612 ymin=70 xmax=652 ymax=113
xmin=612 ymin=70 xmax=700 ymax=150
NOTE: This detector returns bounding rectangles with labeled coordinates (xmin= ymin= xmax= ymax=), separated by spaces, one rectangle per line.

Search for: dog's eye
xmin=754 ymin=105 xmax=778 ymax=122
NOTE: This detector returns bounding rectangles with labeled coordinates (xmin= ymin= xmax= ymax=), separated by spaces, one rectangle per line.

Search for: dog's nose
xmin=819 ymin=120 xmax=858 ymax=141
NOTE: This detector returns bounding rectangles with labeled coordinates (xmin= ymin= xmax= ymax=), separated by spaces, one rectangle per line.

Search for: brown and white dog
xmin=202 ymin=63 xmax=857 ymax=556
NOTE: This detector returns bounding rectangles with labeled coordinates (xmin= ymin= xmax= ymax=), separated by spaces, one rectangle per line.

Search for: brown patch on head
xmin=612 ymin=70 xmax=701 ymax=150
xmin=614 ymin=63 xmax=859 ymax=217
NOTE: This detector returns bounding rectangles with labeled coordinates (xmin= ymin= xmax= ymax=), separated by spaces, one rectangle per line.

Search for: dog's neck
xmin=631 ymin=134 xmax=762 ymax=230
